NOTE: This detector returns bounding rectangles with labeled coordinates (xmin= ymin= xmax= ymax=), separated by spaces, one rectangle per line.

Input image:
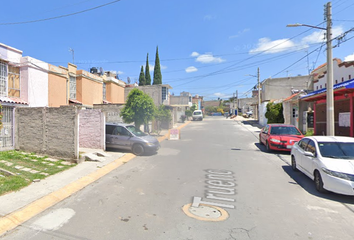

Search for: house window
xmin=342 ymin=77 xmax=344 ymax=82
xmin=8 ymin=65 xmax=20 ymax=97
xmin=316 ymin=86 xmax=319 ymax=90
xmin=349 ymin=75 xmax=352 ymax=80
xmin=0 ymin=61 xmax=7 ymax=97
xmin=320 ymin=85 xmax=322 ymax=89
xmin=69 ymin=75 xmax=76 ymax=99
xmin=162 ymin=87 xmax=168 ymax=101
xmin=103 ymin=82 xmax=106 ymax=100
xmin=335 ymin=80 xmax=338 ymax=84
xmin=325 ymin=84 xmax=326 ymax=88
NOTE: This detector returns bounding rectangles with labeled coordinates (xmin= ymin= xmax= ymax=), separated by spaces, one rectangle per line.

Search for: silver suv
xmin=106 ymin=123 xmax=160 ymax=155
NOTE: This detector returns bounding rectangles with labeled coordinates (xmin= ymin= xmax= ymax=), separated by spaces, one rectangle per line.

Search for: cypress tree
xmin=138 ymin=66 xmax=146 ymax=86
xmin=153 ymin=46 xmax=162 ymax=85
xmin=145 ymin=53 xmax=151 ymax=85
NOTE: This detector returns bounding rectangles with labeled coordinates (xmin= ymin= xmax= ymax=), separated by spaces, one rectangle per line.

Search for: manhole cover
xmin=182 ymin=203 xmax=229 ymax=221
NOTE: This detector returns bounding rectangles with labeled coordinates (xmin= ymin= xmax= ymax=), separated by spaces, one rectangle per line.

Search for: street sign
xmin=169 ymin=128 xmax=180 ymax=140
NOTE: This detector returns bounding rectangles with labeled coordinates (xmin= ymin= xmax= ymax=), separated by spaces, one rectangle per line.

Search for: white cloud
xmin=195 ymin=53 xmax=225 ymax=63
xmin=249 ymin=38 xmax=298 ymax=54
xmin=249 ymin=26 xmax=344 ymax=54
xmin=345 ymin=53 xmax=354 ymax=62
xmin=161 ymin=65 xmax=167 ymax=70
xmin=191 ymin=52 xmax=199 ymax=57
xmin=214 ymin=93 xmax=227 ymax=98
xmin=185 ymin=66 xmax=198 ymax=73
xmin=117 ymin=71 xmax=124 ymax=75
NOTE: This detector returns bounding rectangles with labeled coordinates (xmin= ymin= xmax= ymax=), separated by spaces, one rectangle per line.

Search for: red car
xmin=259 ymin=124 xmax=304 ymax=152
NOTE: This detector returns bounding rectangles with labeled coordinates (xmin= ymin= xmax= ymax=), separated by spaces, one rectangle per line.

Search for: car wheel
xmin=291 ymin=156 xmax=298 ymax=171
xmin=314 ymin=171 xmax=326 ymax=193
xmin=132 ymin=144 xmax=144 ymax=156
xmin=266 ymin=141 xmax=272 ymax=152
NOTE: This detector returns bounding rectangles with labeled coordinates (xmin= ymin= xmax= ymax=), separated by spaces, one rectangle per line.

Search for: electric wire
xmin=0 ymin=0 xmax=121 ymax=25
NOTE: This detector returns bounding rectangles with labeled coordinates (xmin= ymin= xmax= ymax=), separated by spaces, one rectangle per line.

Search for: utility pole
xmin=286 ymin=2 xmax=334 ymax=136
xmin=257 ymin=67 xmax=260 ymax=121
xmin=326 ymin=2 xmax=334 ymax=136
xmin=236 ymin=90 xmax=239 ymax=116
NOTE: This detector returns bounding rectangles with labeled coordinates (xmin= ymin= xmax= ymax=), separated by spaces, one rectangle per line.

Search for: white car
xmin=192 ymin=110 xmax=203 ymax=121
xmin=291 ymin=136 xmax=354 ymax=195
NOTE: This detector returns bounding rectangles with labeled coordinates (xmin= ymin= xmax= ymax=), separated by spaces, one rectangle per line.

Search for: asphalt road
xmin=2 ymin=117 xmax=354 ymax=240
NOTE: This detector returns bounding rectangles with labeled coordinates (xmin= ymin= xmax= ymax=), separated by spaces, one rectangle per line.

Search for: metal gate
xmin=1 ymin=106 xmax=14 ymax=149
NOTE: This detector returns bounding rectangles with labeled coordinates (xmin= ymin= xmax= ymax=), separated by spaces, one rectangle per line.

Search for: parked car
xmin=291 ymin=136 xmax=354 ymax=195
xmin=246 ymin=110 xmax=253 ymax=118
xmin=259 ymin=124 xmax=304 ymax=152
xmin=106 ymin=123 xmax=160 ymax=155
xmin=192 ymin=110 xmax=203 ymax=121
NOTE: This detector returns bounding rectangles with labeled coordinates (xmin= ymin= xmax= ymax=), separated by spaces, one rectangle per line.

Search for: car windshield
xmin=270 ymin=126 xmax=301 ymax=135
xmin=318 ymin=142 xmax=354 ymax=159
xmin=193 ymin=112 xmax=202 ymax=115
xmin=126 ymin=126 xmax=147 ymax=137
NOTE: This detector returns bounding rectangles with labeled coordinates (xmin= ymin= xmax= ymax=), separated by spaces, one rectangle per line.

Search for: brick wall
xmin=78 ymin=109 xmax=105 ymax=149
xmin=15 ymin=106 xmax=79 ymax=160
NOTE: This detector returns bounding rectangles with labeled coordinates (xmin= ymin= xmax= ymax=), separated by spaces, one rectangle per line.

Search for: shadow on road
xmin=254 ymin=142 xmax=291 ymax=156
xmin=105 ymin=148 xmax=158 ymax=157
xmin=282 ymin=165 xmax=354 ymax=204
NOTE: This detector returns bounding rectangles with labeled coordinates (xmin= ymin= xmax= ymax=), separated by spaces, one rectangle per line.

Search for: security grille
xmin=69 ymin=75 xmax=76 ymax=99
xmin=0 ymin=61 xmax=7 ymax=97
xmin=103 ymin=82 xmax=106 ymax=100
xmin=1 ymin=106 xmax=13 ymax=148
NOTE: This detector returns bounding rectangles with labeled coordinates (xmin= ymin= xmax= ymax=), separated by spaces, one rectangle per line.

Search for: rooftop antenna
xmin=69 ymin=48 xmax=75 ymax=64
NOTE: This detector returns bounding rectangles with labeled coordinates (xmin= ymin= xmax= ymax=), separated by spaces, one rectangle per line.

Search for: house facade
xmin=259 ymin=75 xmax=312 ymax=127
xmin=301 ymin=59 xmax=354 ymax=136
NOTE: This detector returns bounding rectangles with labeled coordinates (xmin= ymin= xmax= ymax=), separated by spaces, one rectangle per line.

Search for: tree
xmin=120 ymin=89 xmax=155 ymax=129
xmin=153 ymin=46 xmax=162 ymax=85
xmin=185 ymin=104 xmax=197 ymax=118
xmin=265 ymin=102 xmax=284 ymax=123
xmin=138 ymin=66 xmax=145 ymax=86
xmin=145 ymin=53 xmax=151 ymax=85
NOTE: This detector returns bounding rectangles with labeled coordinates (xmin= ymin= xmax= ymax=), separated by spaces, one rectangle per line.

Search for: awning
xmin=0 ymin=97 xmax=28 ymax=105
xmin=301 ymin=78 xmax=354 ymax=101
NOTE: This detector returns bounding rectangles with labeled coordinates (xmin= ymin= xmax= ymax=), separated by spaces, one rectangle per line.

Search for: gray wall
xmin=262 ymin=76 xmax=311 ymax=102
xmin=15 ymin=106 xmax=79 ymax=160
xmin=93 ymin=104 xmax=124 ymax=123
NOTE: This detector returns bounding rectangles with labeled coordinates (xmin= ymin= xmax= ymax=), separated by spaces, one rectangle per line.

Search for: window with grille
xmin=103 ymin=82 xmax=106 ymax=100
xmin=8 ymin=65 xmax=20 ymax=97
xmin=0 ymin=61 xmax=7 ymax=97
xmin=162 ymin=87 xmax=167 ymax=101
xmin=69 ymin=75 xmax=76 ymax=99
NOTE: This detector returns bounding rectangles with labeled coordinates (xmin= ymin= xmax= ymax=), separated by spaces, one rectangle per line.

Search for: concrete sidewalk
xmin=0 ymin=121 xmax=190 ymax=236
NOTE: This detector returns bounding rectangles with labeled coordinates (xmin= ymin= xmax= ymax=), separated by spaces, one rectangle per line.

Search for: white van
xmin=192 ymin=110 xmax=203 ymax=121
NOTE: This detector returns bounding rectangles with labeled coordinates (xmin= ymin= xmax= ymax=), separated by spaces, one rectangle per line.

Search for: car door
xmin=294 ymin=138 xmax=310 ymax=170
xmin=106 ymin=125 xmax=116 ymax=148
xmin=260 ymin=125 xmax=269 ymax=144
xmin=301 ymin=139 xmax=317 ymax=178
xmin=110 ymin=126 xmax=132 ymax=150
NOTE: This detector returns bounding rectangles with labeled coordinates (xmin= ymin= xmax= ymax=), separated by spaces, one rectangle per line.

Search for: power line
xmin=0 ymin=0 xmax=121 ymax=25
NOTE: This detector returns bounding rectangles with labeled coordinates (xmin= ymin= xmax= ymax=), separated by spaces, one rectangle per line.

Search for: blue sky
xmin=1 ymin=0 xmax=354 ymax=100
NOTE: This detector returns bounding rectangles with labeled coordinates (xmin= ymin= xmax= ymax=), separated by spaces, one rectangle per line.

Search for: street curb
xmin=0 ymin=122 xmax=191 ymax=237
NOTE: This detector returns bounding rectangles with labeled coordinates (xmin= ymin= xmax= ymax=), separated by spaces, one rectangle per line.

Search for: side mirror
xmin=304 ymin=151 xmax=314 ymax=157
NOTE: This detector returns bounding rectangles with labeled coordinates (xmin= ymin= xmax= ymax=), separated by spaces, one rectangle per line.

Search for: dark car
xmin=259 ymin=124 xmax=304 ymax=152
xmin=106 ymin=123 xmax=160 ymax=155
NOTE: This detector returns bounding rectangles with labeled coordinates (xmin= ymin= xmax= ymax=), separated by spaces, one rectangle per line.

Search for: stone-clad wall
xmin=78 ymin=109 xmax=105 ymax=149
xmin=15 ymin=106 xmax=79 ymax=160
xmin=93 ymin=104 xmax=124 ymax=123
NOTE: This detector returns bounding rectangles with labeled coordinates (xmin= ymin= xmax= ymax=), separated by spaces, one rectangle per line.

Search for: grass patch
xmin=305 ymin=129 xmax=314 ymax=136
xmin=0 ymin=150 xmax=76 ymax=196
